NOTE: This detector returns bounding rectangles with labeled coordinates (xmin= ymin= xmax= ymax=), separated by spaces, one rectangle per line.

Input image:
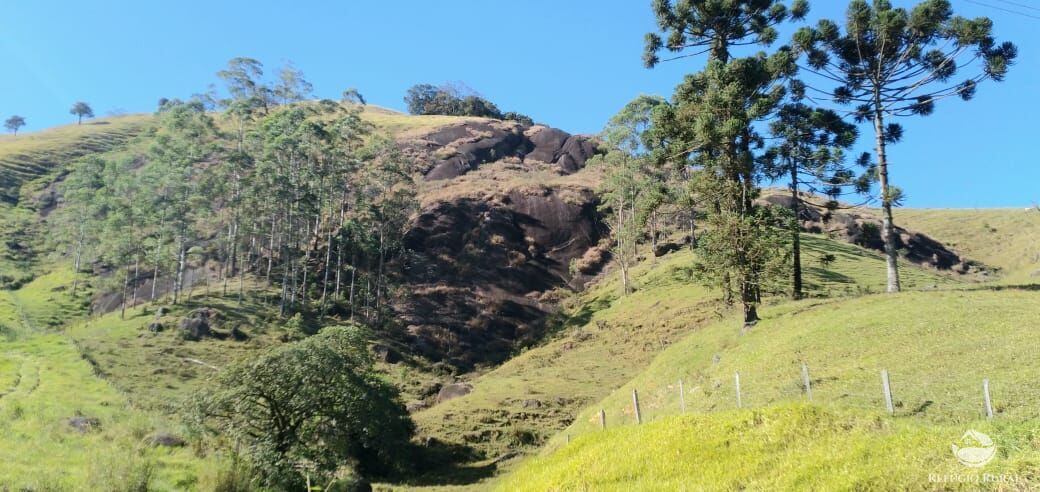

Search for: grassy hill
xmin=0 ymin=271 xmax=229 ymax=490
xmin=408 ymin=233 xmax=960 ymax=464
xmin=495 ymin=286 xmax=1040 ymax=489
xmin=0 ymin=115 xmax=154 ymax=205
xmin=2 ymin=110 xmax=1039 ymax=490
xmin=892 ymin=208 xmax=1040 ymax=284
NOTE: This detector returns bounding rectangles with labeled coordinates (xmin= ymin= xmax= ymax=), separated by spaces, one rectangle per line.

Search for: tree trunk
xmin=789 ymin=162 xmax=802 ymax=300
xmin=320 ymin=225 xmax=333 ymax=313
xmin=173 ymin=240 xmax=186 ymax=305
xmin=120 ymin=263 xmax=129 ymax=319
xmin=688 ymin=208 xmax=698 ymax=249
xmin=131 ymin=254 xmax=140 ymax=308
xmin=873 ymin=102 xmax=901 ymax=293
xmin=72 ymin=238 xmax=83 ymax=296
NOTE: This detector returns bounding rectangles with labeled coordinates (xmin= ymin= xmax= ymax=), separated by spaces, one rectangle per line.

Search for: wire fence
xmin=579 ymin=362 xmax=1038 ymax=433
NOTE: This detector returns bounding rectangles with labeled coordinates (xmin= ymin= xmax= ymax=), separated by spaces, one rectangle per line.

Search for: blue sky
xmin=0 ymin=0 xmax=1036 ymax=207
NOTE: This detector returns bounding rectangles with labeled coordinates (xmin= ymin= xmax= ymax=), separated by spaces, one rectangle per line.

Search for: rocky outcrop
xmin=408 ymin=121 xmax=599 ymax=181
xmin=761 ymin=194 xmax=985 ymax=273
xmin=395 ymin=120 xmax=606 ymax=369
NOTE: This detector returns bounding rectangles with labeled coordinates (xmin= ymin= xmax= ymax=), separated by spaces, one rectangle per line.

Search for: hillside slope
xmin=408 ymin=232 xmax=960 ymax=462
xmin=892 ymin=208 xmax=1040 ymax=283
xmin=498 ymin=288 xmax=1040 ymax=489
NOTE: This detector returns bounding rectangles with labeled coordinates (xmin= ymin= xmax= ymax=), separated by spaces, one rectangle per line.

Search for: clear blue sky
xmin=0 ymin=0 xmax=1036 ymax=207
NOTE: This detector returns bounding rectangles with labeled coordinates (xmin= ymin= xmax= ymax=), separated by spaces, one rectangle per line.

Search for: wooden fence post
xmin=679 ymin=379 xmax=686 ymax=415
xmin=599 ymin=409 xmax=606 ymax=429
xmin=881 ymin=369 xmax=894 ymax=415
xmin=633 ymin=389 xmax=642 ymax=424
xmin=983 ymin=379 xmax=994 ymax=419
xmin=735 ymin=372 xmax=743 ymax=409
xmin=802 ymin=363 xmax=812 ymax=401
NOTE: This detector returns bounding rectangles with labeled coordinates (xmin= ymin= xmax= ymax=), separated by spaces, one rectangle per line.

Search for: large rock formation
xmin=761 ymin=193 xmax=985 ymax=274
xmin=396 ymin=120 xmax=607 ymax=369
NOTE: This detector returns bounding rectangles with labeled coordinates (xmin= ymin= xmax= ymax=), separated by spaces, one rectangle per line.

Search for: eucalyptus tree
xmin=217 ymin=57 xmax=272 ymax=115
xmin=761 ymin=103 xmax=867 ymax=298
xmin=352 ymin=135 xmax=417 ymax=320
xmin=148 ymin=100 xmax=219 ymax=304
xmin=792 ymin=0 xmax=1017 ymax=292
xmin=596 ymin=95 xmax=668 ymax=295
xmin=4 ymin=115 xmax=25 ymax=135
xmin=644 ymin=0 xmax=807 ymax=322
xmin=56 ymin=156 xmax=107 ymax=295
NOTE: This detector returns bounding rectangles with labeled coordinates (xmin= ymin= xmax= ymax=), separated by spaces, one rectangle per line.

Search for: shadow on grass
xmin=394 ymin=440 xmax=498 ymax=487
xmin=804 ymin=267 xmax=856 ymax=285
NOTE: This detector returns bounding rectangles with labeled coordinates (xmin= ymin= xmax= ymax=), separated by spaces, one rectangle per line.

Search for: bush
xmin=403 ymin=83 xmax=532 ymax=124
xmin=186 ymin=325 xmax=414 ymax=489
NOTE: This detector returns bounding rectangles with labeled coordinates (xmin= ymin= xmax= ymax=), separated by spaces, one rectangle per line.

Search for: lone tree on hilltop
xmin=4 ymin=115 xmax=25 ymax=135
xmin=793 ymin=0 xmax=1017 ymax=293
xmin=69 ymin=102 xmax=94 ymax=125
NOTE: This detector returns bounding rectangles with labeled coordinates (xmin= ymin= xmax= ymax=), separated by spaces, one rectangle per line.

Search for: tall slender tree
xmin=792 ymin=0 xmax=1017 ymax=292
xmin=761 ymin=103 xmax=868 ymax=298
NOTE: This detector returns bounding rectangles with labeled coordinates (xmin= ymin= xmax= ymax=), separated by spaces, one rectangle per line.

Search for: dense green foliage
xmin=645 ymin=1 xmax=806 ymax=322
xmin=56 ymin=60 xmax=419 ymax=323
xmin=187 ymin=326 xmax=414 ymax=488
xmin=403 ymin=83 xmax=533 ymax=124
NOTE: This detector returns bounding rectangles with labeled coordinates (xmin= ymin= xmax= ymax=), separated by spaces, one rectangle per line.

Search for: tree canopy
xmin=69 ymin=102 xmax=94 ymax=124
xmin=187 ymin=325 xmax=414 ymax=488
xmin=403 ymin=83 xmax=533 ymax=124
xmin=4 ymin=115 xmax=25 ymax=135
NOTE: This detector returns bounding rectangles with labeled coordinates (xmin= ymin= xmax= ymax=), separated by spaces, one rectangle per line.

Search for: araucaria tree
xmin=793 ymin=0 xmax=1017 ymax=292
xmin=4 ymin=115 xmax=26 ymax=135
xmin=645 ymin=0 xmax=807 ymax=323
xmin=761 ymin=103 xmax=868 ymax=299
xmin=69 ymin=101 xmax=94 ymax=124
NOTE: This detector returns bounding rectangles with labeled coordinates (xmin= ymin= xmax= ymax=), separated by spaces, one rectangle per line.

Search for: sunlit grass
xmin=498 ymin=403 xmax=1040 ymax=491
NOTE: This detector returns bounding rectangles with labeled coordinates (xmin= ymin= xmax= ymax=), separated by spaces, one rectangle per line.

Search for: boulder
xmin=522 ymin=399 xmax=542 ymax=409
xmin=436 ymin=383 xmax=473 ymax=404
xmin=653 ymin=241 xmax=683 ymax=257
xmin=178 ymin=307 xmax=222 ymax=341
xmin=372 ymin=344 xmax=401 ymax=364
xmin=143 ymin=431 xmax=186 ymax=447
xmin=147 ymin=322 xmax=164 ymax=333
xmin=67 ymin=416 xmax=100 ymax=433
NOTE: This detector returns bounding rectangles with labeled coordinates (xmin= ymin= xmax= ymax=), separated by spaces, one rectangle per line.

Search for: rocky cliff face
xmin=397 ymin=120 xmax=607 ymax=369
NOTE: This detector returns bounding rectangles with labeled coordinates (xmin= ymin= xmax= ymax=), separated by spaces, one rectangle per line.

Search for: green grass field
xmin=496 ymin=287 xmax=1040 ymax=489
xmin=0 ymin=271 xmax=231 ymax=491
xmin=497 ymin=403 xmax=1040 ymax=491
xmin=892 ymin=208 xmax=1040 ymax=284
